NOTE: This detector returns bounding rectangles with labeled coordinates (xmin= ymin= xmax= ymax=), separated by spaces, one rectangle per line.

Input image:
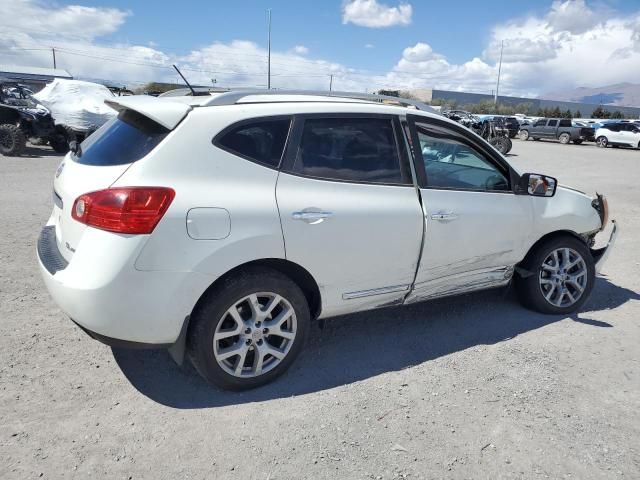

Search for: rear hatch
xmin=51 ymin=102 xmax=187 ymax=262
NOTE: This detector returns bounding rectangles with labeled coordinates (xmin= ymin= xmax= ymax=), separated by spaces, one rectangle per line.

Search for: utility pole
xmin=329 ymin=74 xmax=333 ymax=92
xmin=494 ymin=40 xmax=503 ymax=105
xmin=52 ymin=47 xmax=57 ymax=69
xmin=267 ymin=9 xmax=272 ymax=90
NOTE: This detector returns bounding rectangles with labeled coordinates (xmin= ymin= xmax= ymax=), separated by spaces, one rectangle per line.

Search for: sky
xmin=1 ymin=0 xmax=639 ymax=97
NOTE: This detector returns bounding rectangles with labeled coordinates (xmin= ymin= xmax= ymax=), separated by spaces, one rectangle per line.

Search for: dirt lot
xmin=1 ymin=139 xmax=639 ymax=479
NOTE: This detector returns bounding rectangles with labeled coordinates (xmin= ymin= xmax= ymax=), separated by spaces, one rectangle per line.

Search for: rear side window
xmin=216 ymin=118 xmax=291 ymax=168
xmin=293 ymin=117 xmax=404 ymax=184
xmin=547 ymin=119 xmax=558 ymax=127
xmin=559 ymin=119 xmax=571 ymax=127
xmin=74 ymin=110 xmax=169 ymax=166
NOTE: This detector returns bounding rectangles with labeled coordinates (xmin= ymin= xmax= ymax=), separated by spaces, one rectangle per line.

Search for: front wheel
xmin=519 ymin=130 xmax=529 ymax=141
xmin=596 ymin=136 xmax=608 ymax=148
xmin=188 ymin=267 xmax=310 ymax=390
xmin=515 ymin=236 xmax=595 ymax=315
xmin=0 ymin=124 xmax=26 ymax=156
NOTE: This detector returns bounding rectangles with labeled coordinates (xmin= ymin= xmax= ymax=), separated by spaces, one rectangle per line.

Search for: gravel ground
xmin=1 ymin=139 xmax=639 ymax=480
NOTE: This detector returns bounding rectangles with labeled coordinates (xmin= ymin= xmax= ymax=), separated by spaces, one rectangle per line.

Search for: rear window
xmin=73 ymin=110 xmax=169 ymax=166
xmin=215 ymin=118 xmax=291 ymax=168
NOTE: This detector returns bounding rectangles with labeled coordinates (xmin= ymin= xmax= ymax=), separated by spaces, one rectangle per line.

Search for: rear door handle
xmin=292 ymin=211 xmax=333 ymax=224
xmin=431 ymin=211 xmax=458 ymax=221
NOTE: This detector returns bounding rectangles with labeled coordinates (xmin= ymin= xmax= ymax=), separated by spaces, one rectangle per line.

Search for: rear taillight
xmin=72 ymin=187 xmax=175 ymax=234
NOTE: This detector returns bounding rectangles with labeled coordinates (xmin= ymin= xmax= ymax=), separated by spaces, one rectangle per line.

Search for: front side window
xmin=415 ymin=124 xmax=509 ymax=191
xmin=293 ymin=117 xmax=404 ymax=184
xmin=534 ymin=119 xmax=546 ymax=127
xmin=216 ymin=118 xmax=291 ymax=168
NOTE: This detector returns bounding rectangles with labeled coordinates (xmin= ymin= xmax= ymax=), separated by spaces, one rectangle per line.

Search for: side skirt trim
xmin=342 ymin=284 xmax=410 ymax=300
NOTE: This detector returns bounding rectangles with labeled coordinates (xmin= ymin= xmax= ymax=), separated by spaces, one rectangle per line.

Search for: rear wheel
xmin=489 ymin=136 xmax=510 ymax=154
xmin=519 ymin=130 xmax=529 ymax=141
xmin=559 ymin=133 xmax=571 ymax=144
xmin=516 ymin=236 xmax=595 ymax=315
xmin=596 ymin=136 xmax=608 ymax=148
xmin=188 ymin=267 xmax=310 ymax=390
xmin=0 ymin=124 xmax=26 ymax=156
xmin=49 ymin=125 xmax=72 ymax=154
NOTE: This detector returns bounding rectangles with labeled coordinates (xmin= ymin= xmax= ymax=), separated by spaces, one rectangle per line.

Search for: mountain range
xmin=542 ymin=83 xmax=640 ymax=107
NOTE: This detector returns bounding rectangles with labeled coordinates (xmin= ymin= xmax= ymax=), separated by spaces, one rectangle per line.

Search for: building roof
xmin=0 ymin=65 xmax=72 ymax=80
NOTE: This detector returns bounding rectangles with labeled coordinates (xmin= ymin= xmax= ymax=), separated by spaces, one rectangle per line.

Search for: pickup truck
xmin=519 ymin=118 xmax=595 ymax=144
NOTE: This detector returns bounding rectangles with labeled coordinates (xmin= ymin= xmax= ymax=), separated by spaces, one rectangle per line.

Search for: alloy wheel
xmin=213 ymin=292 xmax=297 ymax=378
xmin=539 ymin=248 xmax=588 ymax=308
xmin=597 ymin=137 xmax=608 ymax=148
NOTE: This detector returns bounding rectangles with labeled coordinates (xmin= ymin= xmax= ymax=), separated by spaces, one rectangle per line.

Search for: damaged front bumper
xmin=591 ymin=220 xmax=618 ymax=273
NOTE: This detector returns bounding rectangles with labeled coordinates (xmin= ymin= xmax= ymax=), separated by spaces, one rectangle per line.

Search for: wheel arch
xmin=0 ymin=107 xmax=21 ymax=125
xmin=516 ymin=229 xmax=589 ymax=277
xmin=191 ymin=258 xmax=322 ymax=321
xmin=169 ymin=258 xmax=322 ymax=366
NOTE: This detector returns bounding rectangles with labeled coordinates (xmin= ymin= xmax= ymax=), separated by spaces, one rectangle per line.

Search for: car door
xmin=620 ymin=124 xmax=639 ymax=147
xmin=404 ymin=115 xmax=532 ymax=302
xmin=605 ymin=124 xmax=622 ymax=144
xmin=530 ymin=119 xmax=546 ymax=137
xmin=545 ymin=119 xmax=558 ymax=138
xmin=276 ymin=114 xmax=424 ymax=318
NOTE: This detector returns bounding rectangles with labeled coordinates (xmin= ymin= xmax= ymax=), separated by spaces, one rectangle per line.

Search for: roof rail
xmin=203 ymin=89 xmax=435 ymax=112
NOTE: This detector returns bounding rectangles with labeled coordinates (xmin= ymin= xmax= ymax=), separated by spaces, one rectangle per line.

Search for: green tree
xmin=611 ymin=110 xmax=624 ymax=119
xmin=575 ymin=110 xmax=582 ymax=118
xmin=562 ymin=109 xmax=573 ymax=119
xmin=535 ymin=108 xmax=545 ymax=117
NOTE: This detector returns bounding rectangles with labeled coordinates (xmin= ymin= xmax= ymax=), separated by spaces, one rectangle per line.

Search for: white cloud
xmin=546 ymin=0 xmax=600 ymax=34
xmin=342 ymin=0 xmax=412 ymax=28
xmin=292 ymin=45 xmax=309 ymax=55
xmin=365 ymin=43 xmax=375 ymax=49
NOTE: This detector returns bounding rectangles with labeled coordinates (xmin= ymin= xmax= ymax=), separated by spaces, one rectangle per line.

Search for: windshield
xmin=0 ymin=85 xmax=38 ymax=108
xmin=73 ymin=109 xmax=169 ymax=166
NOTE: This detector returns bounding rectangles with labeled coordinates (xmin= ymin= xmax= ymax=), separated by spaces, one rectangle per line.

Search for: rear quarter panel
xmin=113 ymin=107 xmax=286 ymax=280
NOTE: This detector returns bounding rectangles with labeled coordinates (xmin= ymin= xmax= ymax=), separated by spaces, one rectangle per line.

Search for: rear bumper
xmin=592 ymin=220 xmax=618 ymax=274
xmin=37 ymin=225 xmax=212 ymax=345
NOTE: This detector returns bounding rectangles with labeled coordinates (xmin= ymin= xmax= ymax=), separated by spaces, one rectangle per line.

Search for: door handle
xmin=430 ymin=211 xmax=458 ymax=221
xmin=292 ymin=211 xmax=333 ymax=224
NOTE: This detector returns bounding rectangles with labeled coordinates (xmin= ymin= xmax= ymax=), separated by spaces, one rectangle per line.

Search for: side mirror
xmin=518 ymin=173 xmax=557 ymax=197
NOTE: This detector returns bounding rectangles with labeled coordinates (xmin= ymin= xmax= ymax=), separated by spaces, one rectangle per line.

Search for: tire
xmin=504 ymin=136 xmax=513 ymax=154
xmin=596 ymin=136 xmax=608 ymax=148
xmin=188 ymin=267 xmax=310 ymax=390
xmin=489 ymin=136 xmax=509 ymax=154
xmin=515 ymin=235 xmax=595 ymax=315
xmin=559 ymin=133 xmax=571 ymax=144
xmin=533 ymin=137 xmax=540 ymax=141
xmin=519 ymin=130 xmax=529 ymax=141
xmin=49 ymin=125 xmax=72 ymax=154
xmin=0 ymin=124 xmax=26 ymax=156
xmin=573 ymin=139 xmax=583 ymax=145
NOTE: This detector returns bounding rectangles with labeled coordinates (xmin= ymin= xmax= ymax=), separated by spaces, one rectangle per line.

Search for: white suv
xmin=38 ymin=91 xmax=617 ymax=390
xmin=595 ymin=122 xmax=640 ymax=148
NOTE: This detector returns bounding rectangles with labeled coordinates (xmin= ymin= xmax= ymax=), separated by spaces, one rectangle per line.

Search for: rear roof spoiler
xmin=105 ymin=96 xmax=192 ymax=130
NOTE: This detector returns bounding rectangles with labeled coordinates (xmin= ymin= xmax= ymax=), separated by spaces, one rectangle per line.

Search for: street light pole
xmin=494 ymin=40 xmax=503 ymax=105
xmin=52 ymin=47 xmax=57 ymax=69
xmin=267 ymin=9 xmax=272 ymax=90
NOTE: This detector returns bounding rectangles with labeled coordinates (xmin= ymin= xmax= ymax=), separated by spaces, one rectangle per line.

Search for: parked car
xmin=595 ymin=122 xmax=640 ymax=148
xmin=519 ymin=118 xmax=595 ymax=144
xmin=37 ymin=91 xmax=617 ymax=390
